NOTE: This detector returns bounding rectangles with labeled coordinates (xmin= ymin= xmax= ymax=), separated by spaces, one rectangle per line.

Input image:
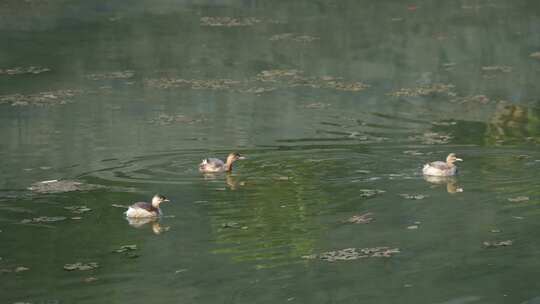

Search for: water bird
xmin=125 ymin=194 xmax=170 ymax=218
xmin=422 ymin=153 xmax=463 ymax=176
xmin=199 ymin=152 xmax=246 ymax=173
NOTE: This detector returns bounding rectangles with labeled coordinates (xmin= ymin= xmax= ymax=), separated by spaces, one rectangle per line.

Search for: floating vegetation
xmin=0 ymin=266 xmax=30 ymax=274
xmin=442 ymin=62 xmax=456 ymax=70
xmin=84 ymin=276 xmax=98 ymax=283
xmin=145 ymin=70 xmax=368 ymax=94
xmin=86 ymin=70 xmax=134 ymax=80
xmin=237 ymin=87 xmax=275 ymax=94
xmin=302 ymin=102 xmax=331 ymax=109
xmin=345 ymin=212 xmax=373 ymax=224
xmin=148 ymin=113 xmax=207 ymax=126
xmin=359 ymin=189 xmax=385 ymax=198
xmin=269 ymin=33 xmax=319 ymax=43
xmin=409 ymin=132 xmax=452 ymax=144
xmin=508 ymin=196 xmax=529 ymax=203
xmin=0 ymin=89 xmax=82 ymax=107
xmin=64 ymin=206 xmax=91 ymax=214
xmin=144 ymin=78 xmax=241 ymax=90
xmin=15 ymin=266 xmax=30 ymax=273
xmin=0 ymin=66 xmax=51 ymax=75
xmin=303 ymin=247 xmax=400 ymax=262
xmin=403 ymin=150 xmax=424 ymax=156
xmin=113 ymin=245 xmax=139 ymax=258
xmin=221 ymin=222 xmax=247 ymax=229
xmin=481 ymin=66 xmax=512 ymax=73
xmin=388 ymin=84 xmax=456 ymax=97
xmin=400 ymin=194 xmax=428 ymax=200
xmin=111 ymin=204 xmax=129 ymax=209
xmin=483 ymin=240 xmax=513 ymax=248
xmin=28 ymin=180 xmax=103 ymax=194
xmin=113 ymin=245 xmax=137 ymax=253
xmin=256 ymin=69 xmax=302 ymax=82
xmin=21 ymin=216 xmax=67 ymax=224
xmin=432 ymin=120 xmax=457 ymax=126
xmin=256 ymin=70 xmax=369 ymax=91
xmin=451 ymin=94 xmax=490 ymax=104
xmin=530 ymin=52 xmax=540 ymax=59
xmin=200 ymin=16 xmax=262 ymax=27
xmin=63 ymin=262 xmax=99 ymax=271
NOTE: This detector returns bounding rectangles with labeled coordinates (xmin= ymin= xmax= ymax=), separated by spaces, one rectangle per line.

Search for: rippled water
xmin=1 ymin=1 xmax=540 ymax=303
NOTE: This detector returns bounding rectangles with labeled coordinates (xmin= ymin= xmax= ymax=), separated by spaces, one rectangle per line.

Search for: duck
xmin=199 ymin=152 xmax=245 ymax=173
xmin=125 ymin=194 xmax=170 ymax=218
xmin=422 ymin=153 xmax=463 ymax=176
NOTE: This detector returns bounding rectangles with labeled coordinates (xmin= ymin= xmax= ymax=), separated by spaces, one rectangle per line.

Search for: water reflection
xmin=423 ymin=175 xmax=464 ymax=194
xmin=487 ymin=103 xmax=540 ymax=145
xmin=202 ymin=173 xmax=246 ymax=190
xmin=3 ymin=0 xmax=540 ymax=303
xmin=126 ymin=217 xmax=169 ymax=235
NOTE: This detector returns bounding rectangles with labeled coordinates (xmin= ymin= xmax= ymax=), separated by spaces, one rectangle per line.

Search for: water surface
xmin=1 ymin=1 xmax=540 ymax=303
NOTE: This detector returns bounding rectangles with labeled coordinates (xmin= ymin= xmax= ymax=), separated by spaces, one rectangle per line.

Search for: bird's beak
xmin=163 ymin=199 xmax=170 ymax=203
xmin=455 ymin=158 xmax=463 ymax=162
xmin=238 ymin=156 xmax=246 ymax=160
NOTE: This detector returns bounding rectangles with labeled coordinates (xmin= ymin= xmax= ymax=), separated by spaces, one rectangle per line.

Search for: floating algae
xmin=530 ymin=52 xmax=540 ymax=59
xmin=302 ymin=102 xmax=331 ymax=109
xmin=481 ymin=65 xmax=512 ymax=73
xmin=359 ymin=189 xmax=385 ymax=198
xmin=345 ymin=212 xmax=374 ymax=224
xmin=64 ymin=206 xmax=92 ymax=214
xmin=451 ymin=94 xmax=490 ymax=105
xmin=256 ymin=70 xmax=369 ymax=91
xmin=0 ymin=66 xmax=50 ymax=75
xmin=28 ymin=180 xmax=103 ymax=194
xmin=148 ymin=113 xmax=207 ymax=126
xmin=256 ymin=69 xmax=302 ymax=82
xmin=86 ymin=70 xmax=134 ymax=80
xmin=63 ymin=262 xmax=99 ymax=271
xmin=483 ymin=240 xmax=513 ymax=248
xmin=200 ymin=16 xmax=262 ymax=27
xmin=409 ymin=132 xmax=452 ymax=144
xmin=144 ymin=78 xmax=241 ymax=90
xmin=400 ymin=194 xmax=428 ymax=200
xmin=303 ymin=247 xmax=400 ymax=262
xmin=508 ymin=196 xmax=529 ymax=203
xmin=113 ymin=245 xmax=139 ymax=258
xmin=237 ymin=87 xmax=276 ymax=94
xmin=0 ymin=90 xmax=82 ymax=107
xmin=144 ymin=70 xmax=368 ymax=94
xmin=0 ymin=266 xmax=30 ymax=273
xmin=269 ymin=33 xmax=319 ymax=43
xmin=113 ymin=245 xmax=137 ymax=253
xmin=388 ymin=84 xmax=456 ymax=97
xmin=21 ymin=216 xmax=67 ymax=224
xmin=403 ymin=150 xmax=425 ymax=156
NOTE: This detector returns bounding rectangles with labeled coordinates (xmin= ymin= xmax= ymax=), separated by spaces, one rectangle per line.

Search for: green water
xmin=1 ymin=1 xmax=540 ymax=303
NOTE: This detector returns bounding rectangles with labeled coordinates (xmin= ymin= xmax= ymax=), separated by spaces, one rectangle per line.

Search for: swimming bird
xmin=199 ymin=152 xmax=245 ymax=173
xmin=422 ymin=153 xmax=463 ymax=176
xmin=125 ymin=194 xmax=169 ymax=218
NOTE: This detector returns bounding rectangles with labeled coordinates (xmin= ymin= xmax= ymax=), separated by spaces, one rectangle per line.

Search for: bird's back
xmin=125 ymin=202 xmax=159 ymax=218
xmin=199 ymin=158 xmax=225 ymax=172
xmin=423 ymin=161 xmax=456 ymax=176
